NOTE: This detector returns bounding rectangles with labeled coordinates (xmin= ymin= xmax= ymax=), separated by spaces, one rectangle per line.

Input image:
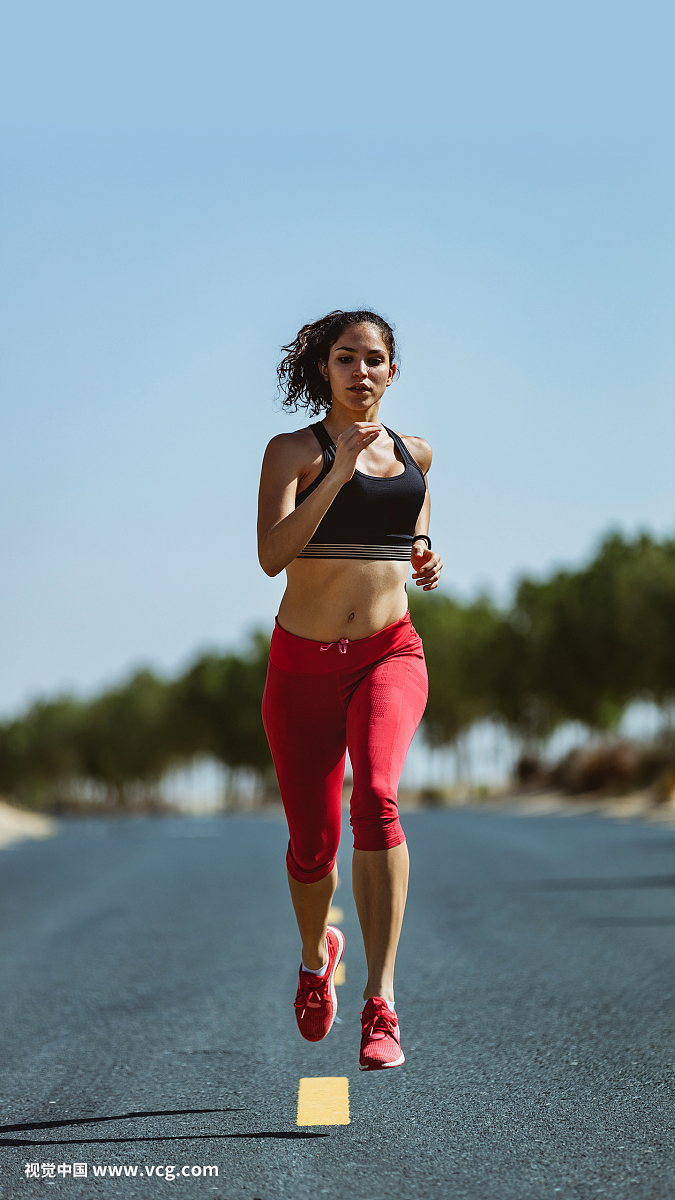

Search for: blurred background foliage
xmin=4 ymin=529 xmax=675 ymax=810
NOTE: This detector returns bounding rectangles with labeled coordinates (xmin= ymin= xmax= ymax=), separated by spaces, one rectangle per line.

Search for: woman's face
xmin=320 ymin=323 xmax=396 ymax=413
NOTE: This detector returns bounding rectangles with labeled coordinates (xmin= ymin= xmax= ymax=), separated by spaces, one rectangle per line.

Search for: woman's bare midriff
xmin=277 ymin=558 xmax=410 ymax=642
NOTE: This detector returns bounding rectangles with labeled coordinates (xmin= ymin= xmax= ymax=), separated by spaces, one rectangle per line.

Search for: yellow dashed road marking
xmin=334 ymin=961 xmax=346 ymax=985
xmin=327 ymin=906 xmax=344 ymax=923
xmin=296 ymin=1077 xmax=350 ymax=1126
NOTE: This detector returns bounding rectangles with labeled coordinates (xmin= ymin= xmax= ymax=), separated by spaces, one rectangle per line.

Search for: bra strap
xmin=385 ymin=426 xmax=424 ymax=477
xmin=309 ymin=421 xmax=335 ymax=453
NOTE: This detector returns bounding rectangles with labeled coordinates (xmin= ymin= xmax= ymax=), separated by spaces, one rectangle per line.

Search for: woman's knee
xmin=350 ymin=773 xmax=405 ymax=851
xmin=351 ymin=812 xmax=405 ymax=852
xmin=286 ymin=843 xmax=339 ymax=884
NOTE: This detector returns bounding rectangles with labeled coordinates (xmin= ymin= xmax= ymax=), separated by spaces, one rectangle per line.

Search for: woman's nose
xmin=353 ymin=360 xmax=368 ymax=377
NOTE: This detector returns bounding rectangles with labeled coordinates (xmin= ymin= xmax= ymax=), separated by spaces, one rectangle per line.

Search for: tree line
xmin=2 ymin=529 xmax=675 ymax=808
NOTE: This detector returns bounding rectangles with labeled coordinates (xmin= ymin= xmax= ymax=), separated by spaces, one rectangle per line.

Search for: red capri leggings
xmin=262 ymin=611 xmax=428 ymax=884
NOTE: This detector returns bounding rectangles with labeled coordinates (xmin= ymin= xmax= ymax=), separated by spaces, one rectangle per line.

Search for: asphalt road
xmin=2 ymin=806 xmax=675 ymax=1200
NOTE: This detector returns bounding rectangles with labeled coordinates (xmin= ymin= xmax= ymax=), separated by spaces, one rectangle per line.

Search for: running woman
xmin=258 ymin=310 xmax=442 ymax=1069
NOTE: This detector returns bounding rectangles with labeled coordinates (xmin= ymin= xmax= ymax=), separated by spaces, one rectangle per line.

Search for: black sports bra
xmin=295 ymin=422 xmax=426 ymax=560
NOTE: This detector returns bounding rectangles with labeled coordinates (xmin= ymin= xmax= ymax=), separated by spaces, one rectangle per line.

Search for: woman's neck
xmin=322 ymin=399 xmax=382 ymax=437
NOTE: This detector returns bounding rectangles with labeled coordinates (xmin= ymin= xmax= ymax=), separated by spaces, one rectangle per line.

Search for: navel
xmin=348 ymin=611 xmax=355 ymax=622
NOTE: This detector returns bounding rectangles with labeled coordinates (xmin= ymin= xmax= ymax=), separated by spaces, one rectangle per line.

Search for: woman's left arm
xmin=402 ymin=436 xmax=444 ymax=592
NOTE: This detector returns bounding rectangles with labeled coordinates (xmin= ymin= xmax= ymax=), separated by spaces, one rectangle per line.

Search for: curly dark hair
xmin=277 ymin=309 xmax=397 ymax=416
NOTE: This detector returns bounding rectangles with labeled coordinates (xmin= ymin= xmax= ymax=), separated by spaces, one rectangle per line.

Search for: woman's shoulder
xmin=394 ymin=431 xmax=432 ymax=474
xmin=263 ymin=424 xmax=322 ymax=465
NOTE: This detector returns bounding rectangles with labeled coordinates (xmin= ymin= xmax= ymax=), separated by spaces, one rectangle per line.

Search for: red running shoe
xmin=294 ymin=926 xmax=345 ymax=1042
xmin=359 ymin=997 xmax=405 ymax=1070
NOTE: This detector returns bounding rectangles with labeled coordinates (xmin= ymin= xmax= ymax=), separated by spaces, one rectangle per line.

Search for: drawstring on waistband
xmin=320 ymin=639 xmax=349 ymax=655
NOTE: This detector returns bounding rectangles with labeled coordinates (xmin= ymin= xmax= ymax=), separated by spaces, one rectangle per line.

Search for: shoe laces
xmin=361 ymin=1005 xmax=398 ymax=1042
xmin=294 ymin=970 xmax=330 ymax=1020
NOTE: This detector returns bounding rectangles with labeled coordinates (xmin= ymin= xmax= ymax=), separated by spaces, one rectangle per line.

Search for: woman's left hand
xmin=411 ymin=546 xmax=443 ymax=591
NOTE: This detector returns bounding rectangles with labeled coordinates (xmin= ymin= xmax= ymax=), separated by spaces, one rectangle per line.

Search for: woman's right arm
xmin=257 ymin=424 xmax=380 ymax=577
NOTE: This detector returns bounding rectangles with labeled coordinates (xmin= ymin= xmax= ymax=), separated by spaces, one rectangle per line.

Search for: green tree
xmin=613 ymin=533 xmax=675 ymax=706
xmin=167 ymin=632 xmax=273 ymax=777
xmin=78 ymin=669 xmax=172 ymax=805
xmin=409 ymin=593 xmax=500 ymax=745
xmin=509 ymin=532 xmax=673 ymax=733
xmin=0 ymin=697 xmax=84 ymax=807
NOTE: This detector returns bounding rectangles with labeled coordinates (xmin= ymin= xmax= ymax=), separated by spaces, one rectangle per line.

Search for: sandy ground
xmin=442 ymin=787 xmax=675 ymax=826
xmin=345 ymin=780 xmax=675 ymax=825
xmin=1 ymin=787 xmax=673 ymax=848
xmin=0 ymin=797 xmax=57 ymax=849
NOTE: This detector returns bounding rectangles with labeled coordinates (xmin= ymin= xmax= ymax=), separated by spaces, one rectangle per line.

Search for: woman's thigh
xmin=262 ymin=662 xmax=347 ymax=880
xmin=345 ymin=652 xmax=428 ymax=849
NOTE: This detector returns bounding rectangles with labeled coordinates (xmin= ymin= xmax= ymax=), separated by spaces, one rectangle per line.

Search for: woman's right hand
xmin=332 ymin=423 xmax=382 ymax=484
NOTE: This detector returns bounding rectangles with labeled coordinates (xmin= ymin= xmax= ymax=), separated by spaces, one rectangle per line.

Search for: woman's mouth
xmin=349 ymin=385 xmax=370 ymax=392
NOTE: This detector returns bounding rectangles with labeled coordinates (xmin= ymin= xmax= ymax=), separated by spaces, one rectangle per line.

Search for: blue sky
xmin=1 ymin=0 xmax=673 ymax=714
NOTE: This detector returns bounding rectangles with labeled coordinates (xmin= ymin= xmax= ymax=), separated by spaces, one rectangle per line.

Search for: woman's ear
xmin=318 ymin=358 xmax=329 ymax=381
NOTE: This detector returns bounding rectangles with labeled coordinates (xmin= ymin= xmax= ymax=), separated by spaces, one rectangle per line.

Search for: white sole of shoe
xmin=359 ymin=1050 xmax=405 ymax=1071
xmin=324 ymin=925 xmax=345 ymax=1038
